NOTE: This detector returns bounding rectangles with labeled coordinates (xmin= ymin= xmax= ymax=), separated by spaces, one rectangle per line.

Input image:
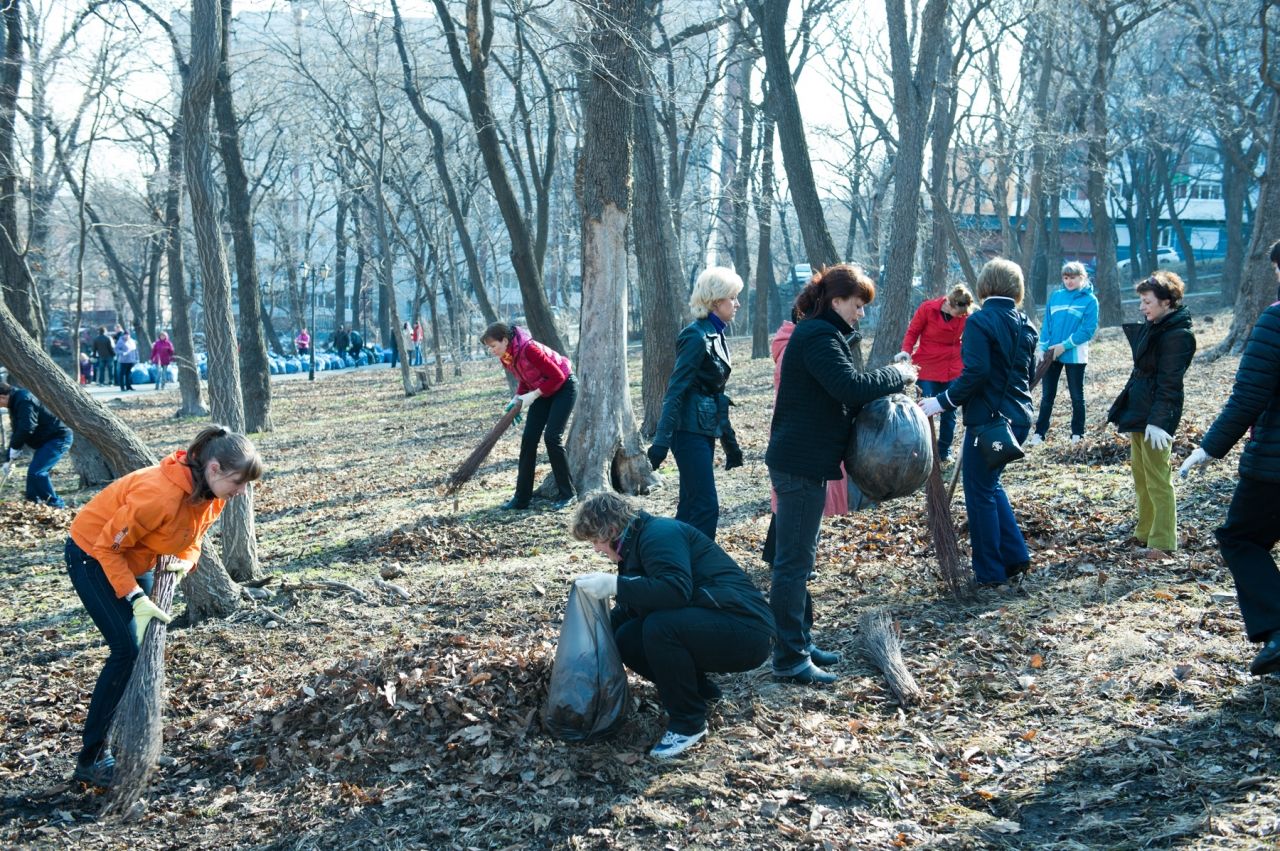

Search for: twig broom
xmin=444 ymin=401 xmax=524 ymax=496
xmin=925 ymin=417 xmax=967 ymax=598
xmin=859 ymin=608 xmax=923 ymax=706
xmin=101 ymin=556 xmax=177 ymax=819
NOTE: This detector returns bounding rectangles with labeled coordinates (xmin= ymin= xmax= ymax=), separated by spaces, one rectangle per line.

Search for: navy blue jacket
xmin=1201 ymin=304 xmax=1280 ymax=482
xmin=613 ymin=512 xmax=775 ymax=636
xmin=5 ymin=387 xmax=70 ymax=452
xmin=939 ymin=297 xmax=1038 ymax=427
xmin=1107 ymin=307 xmax=1196 ymax=434
xmin=653 ymin=318 xmax=737 ymax=447
xmin=766 ymin=309 xmax=907 ymax=481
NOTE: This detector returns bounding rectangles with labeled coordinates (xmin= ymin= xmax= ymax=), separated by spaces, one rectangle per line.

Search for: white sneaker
xmin=1025 ymin=434 xmax=1043 ymax=447
xmin=1070 ymin=435 xmax=1083 ymax=445
xmin=649 ymin=727 xmax=707 ymax=759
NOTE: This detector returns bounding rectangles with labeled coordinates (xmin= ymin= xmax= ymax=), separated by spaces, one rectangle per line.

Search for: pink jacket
xmin=150 ymin=337 xmax=175 ymax=367
xmin=770 ymin=321 xmax=849 ymax=516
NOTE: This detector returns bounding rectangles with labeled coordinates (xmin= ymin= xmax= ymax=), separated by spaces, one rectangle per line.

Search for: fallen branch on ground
xmin=280 ymin=579 xmax=374 ymax=605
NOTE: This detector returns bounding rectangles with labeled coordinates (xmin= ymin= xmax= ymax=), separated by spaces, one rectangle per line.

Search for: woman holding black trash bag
xmin=646 ymin=267 xmax=744 ymax=541
xmin=570 ymin=491 xmax=774 ymax=759
xmin=919 ymin=258 xmax=1038 ymax=587
xmin=65 ymin=426 xmax=262 ymax=786
xmin=767 ymin=264 xmax=916 ymax=686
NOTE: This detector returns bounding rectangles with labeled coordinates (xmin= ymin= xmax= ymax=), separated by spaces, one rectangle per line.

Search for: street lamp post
xmin=300 ymin=261 xmax=331 ymax=382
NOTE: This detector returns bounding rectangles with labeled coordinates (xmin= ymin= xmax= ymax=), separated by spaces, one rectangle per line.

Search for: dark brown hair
xmin=793 ymin=264 xmax=876 ymax=320
xmin=0 ymin=382 xmax=11 ymax=398
xmin=480 ymin=322 xmax=511 ymax=344
xmin=185 ymin=425 xmax=263 ymax=502
xmin=1135 ymin=271 xmax=1185 ymax=308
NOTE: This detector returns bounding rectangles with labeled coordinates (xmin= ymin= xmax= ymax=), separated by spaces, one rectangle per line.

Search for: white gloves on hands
xmin=1179 ymin=446 xmax=1212 ymax=478
xmin=1144 ymin=424 xmax=1173 ymax=451
xmin=8 ymin=448 xmax=20 ymax=461
xmin=1035 ymin=348 xmax=1046 ymax=366
xmin=131 ymin=594 xmax=173 ymax=646
xmin=517 ymin=389 xmax=541 ymax=408
xmin=918 ymin=396 xmax=944 ymax=418
xmin=892 ymin=361 xmax=918 ymax=386
xmin=1050 ymin=343 xmax=1066 ymax=359
xmin=893 ymin=351 xmax=912 ymax=364
xmin=574 ymin=572 xmax=618 ymax=600
xmin=164 ymin=558 xmax=194 ymax=580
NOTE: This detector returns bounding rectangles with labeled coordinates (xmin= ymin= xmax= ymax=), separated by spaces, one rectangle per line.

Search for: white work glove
xmin=891 ymin=361 xmax=918 ymax=386
xmin=164 ymin=558 xmax=195 ymax=580
xmin=893 ymin=351 xmax=911 ymax=364
xmin=1 ymin=462 xmax=9 ymax=478
xmin=1050 ymin=343 xmax=1066 ymax=359
xmin=574 ymin=572 xmax=618 ymax=600
xmin=1179 ymin=447 xmax=1212 ymax=479
xmin=918 ymin=396 xmax=944 ymax=418
xmin=1144 ymin=424 xmax=1173 ymax=451
xmin=130 ymin=593 xmax=173 ymax=646
xmin=8 ymin=448 xmax=20 ymax=461
xmin=1035 ymin=348 xmax=1046 ymax=366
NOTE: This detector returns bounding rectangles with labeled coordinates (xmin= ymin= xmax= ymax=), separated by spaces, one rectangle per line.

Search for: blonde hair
xmin=976 ymin=258 xmax=1024 ymax=305
xmin=689 ymin=267 xmax=744 ymax=319
xmin=1061 ymin=261 xmax=1088 ymax=281
xmin=570 ymin=491 xmax=637 ymax=543
xmin=946 ymin=284 xmax=975 ymax=316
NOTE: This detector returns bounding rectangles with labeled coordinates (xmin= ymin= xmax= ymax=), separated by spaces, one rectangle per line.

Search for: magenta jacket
xmin=499 ymin=325 xmax=572 ymax=396
xmin=150 ymin=337 xmax=175 ymax=367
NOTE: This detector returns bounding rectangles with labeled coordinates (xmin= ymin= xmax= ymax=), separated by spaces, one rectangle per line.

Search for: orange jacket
xmin=70 ymin=451 xmax=225 ymax=598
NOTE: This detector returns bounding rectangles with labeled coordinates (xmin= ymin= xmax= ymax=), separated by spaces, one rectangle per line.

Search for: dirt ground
xmin=2 ymin=309 xmax=1278 ymax=850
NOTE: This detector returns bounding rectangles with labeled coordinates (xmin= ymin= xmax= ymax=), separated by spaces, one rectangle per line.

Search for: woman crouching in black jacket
xmin=570 ymin=491 xmax=774 ymax=759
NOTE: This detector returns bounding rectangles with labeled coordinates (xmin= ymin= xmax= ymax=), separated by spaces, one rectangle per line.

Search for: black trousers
xmin=1216 ymin=475 xmax=1280 ymax=642
xmin=1035 ymin=361 xmax=1086 ymax=438
xmin=514 ymin=375 xmax=576 ymax=503
xmin=614 ymin=607 xmax=771 ymax=735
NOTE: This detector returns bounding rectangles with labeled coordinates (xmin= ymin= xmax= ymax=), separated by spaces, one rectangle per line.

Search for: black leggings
xmin=514 ymin=376 xmax=577 ymax=502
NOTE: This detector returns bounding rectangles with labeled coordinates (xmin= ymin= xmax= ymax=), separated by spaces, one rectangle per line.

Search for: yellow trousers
xmin=1129 ymin=432 xmax=1177 ymax=551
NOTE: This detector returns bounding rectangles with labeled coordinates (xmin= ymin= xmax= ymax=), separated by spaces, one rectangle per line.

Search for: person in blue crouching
xmin=571 ymin=491 xmax=774 ymax=759
xmin=0 ymin=382 xmax=73 ymax=508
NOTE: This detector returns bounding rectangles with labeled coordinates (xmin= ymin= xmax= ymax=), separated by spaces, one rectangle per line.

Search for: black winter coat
xmin=1107 ymin=307 xmax=1196 ymax=434
xmin=613 ymin=512 xmax=775 ymax=635
xmin=1201 ymin=304 xmax=1280 ymax=482
xmin=653 ymin=318 xmax=737 ymax=448
xmin=92 ymin=333 xmax=115 ymax=360
xmin=5 ymin=387 xmax=70 ymax=451
xmin=766 ymin=308 xmax=907 ymax=481
xmin=938 ymin=297 xmax=1037 ymax=427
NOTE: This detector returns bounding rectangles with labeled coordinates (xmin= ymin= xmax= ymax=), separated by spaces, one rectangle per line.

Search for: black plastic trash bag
xmin=542 ymin=585 xmax=629 ymax=742
xmin=845 ymin=393 xmax=933 ymax=501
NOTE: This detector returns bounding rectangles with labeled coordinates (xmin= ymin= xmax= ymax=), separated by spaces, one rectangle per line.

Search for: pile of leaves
xmin=373 ymin=515 xmax=521 ymax=562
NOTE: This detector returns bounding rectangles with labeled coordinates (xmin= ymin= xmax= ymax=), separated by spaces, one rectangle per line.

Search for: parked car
xmin=1116 ymin=246 xmax=1180 ymax=279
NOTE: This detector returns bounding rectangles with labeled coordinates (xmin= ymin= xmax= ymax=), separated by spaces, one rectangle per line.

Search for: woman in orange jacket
xmin=64 ymin=426 xmax=262 ymax=786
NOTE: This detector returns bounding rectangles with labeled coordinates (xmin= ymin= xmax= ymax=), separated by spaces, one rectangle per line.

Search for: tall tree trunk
xmin=632 ymin=66 xmax=687 ymax=437
xmin=333 ymin=192 xmax=348 ymax=332
xmin=752 ymin=117 xmax=777 ymax=358
xmin=184 ymin=0 xmax=259 ymax=582
xmin=1018 ymin=20 xmax=1054 ymax=305
xmin=213 ymin=0 xmax=271 ymax=433
xmin=1220 ymin=151 xmax=1249 ymax=304
xmin=164 ymin=112 xmax=208 ymax=418
xmin=729 ymin=57 xmax=756 ymax=317
xmin=0 ymin=2 xmax=43 ymax=340
xmin=567 ymin=0 xmax=654 ymax=495
xmin=748 ymin=0 xmax=839 ymax=268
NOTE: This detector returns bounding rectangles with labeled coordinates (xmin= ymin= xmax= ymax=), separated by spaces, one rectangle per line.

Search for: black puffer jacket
xmin=1108 ymin=306 xmax=1196 ymax=434
xmin=612 ymin=512 xmax=775 ymax=635
xmin=766 ymin=309 xmax=906 ymax=482
xmin=653 ymin=318 xmax=737 ymax=447
xmin=1201 ymin=304 xmax=1280 ymax=482
xmin=5 ymin=387 xmax=71 ymax=451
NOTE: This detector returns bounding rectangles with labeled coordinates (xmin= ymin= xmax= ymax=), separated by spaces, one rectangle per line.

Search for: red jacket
xmin=500 ymin=325 xmax=571 ymax=396
xmin=900 ymin=296 xmax=966 ymax=382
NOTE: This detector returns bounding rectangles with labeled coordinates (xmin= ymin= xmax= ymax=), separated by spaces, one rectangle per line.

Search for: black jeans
xmin=65 ymin=538 xmax=153 ymax=764
xmin=1215 ymin=475 xmax=1280 ymax=642
xmin=118 ymin=361 xmax=135 ymax=391
xmin=515 ymin=375 xmax=577 ymax=503
xmin=1035 ymin=361 xmax=1086 ymax=438
xmin=671 ymin=430 xmax=719 ymax=540
xmin=614 ymin=608 xmax=770 ymax=735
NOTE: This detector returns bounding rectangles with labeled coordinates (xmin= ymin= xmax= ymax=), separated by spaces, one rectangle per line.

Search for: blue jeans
xmin=671 ymin=431 xmax=719 ymax=540
xmin=95 ymin=356 xmax=114 ymax=385
xmin=1035 ymin=362 xmax=1086 ymax=438
xmin=768 ymin=467 xmax=828 ymax=675
xmin=28 ymin=432 xmax=72 ymax=507
xmin=65 ymin=538 xmax=154 ymax=764
xmin=614 ymin=608 xmax=771 ymax=735
xmin=961 ymin=422 xmax=1030 ymax=583
xmin=920 ymin=379 xmax=958 ymax=459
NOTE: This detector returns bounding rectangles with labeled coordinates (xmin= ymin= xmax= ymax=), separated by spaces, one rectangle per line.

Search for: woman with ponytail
xmin=64 ymin=426 xmax=262 ymax=786
xmin=766 ymin=265 xmax=917 ymax=685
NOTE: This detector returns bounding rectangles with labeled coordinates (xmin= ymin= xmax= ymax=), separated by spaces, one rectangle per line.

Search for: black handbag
xmin=970 ymin=315 xmax=1026 ymax=470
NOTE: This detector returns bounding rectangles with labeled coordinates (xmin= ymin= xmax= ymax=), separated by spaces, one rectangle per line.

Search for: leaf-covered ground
xmin=2 ymin=311 xmax=1278 ymax=849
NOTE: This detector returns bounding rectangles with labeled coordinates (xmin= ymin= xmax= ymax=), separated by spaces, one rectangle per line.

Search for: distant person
xmin=114 ymin=330 xmax=139 ymax=392
xmin=65 ymin=426 xmax=262 ymax=786
xmin=1107 ymin=271 xmax=1195 ymax=557
xmin=482 ymin=321 xmax=577 ymax=510
xmin=78 ymin=353 xmax=93 ymax=385
xmin=150 ymin=332 xmax=174 ymax=391
xmin=92 ymin=326 xmax=115 ymax=386
xmin=412 ymin=321 xmax=424 ymax=366
xmin=294 ymin=328 xmax=310 ymax=358
xmin=348 ymin=328 xmax=365 ymax=363
xmin=0 ymin=382 xmax=73 ymax=508
xmin=646 ymin=267 xmax=745 ymax=541
xmin=333 ymin=325 xmax=351 ymax=358
xmin=896 ymin=283 xmax=975 ymax=462
xmin=1027 ymin=261 xmax=1099 ymax=447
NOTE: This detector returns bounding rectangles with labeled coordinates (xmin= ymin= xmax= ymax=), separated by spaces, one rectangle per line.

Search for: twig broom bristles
xmin=926 ymin=417 xmax=967 ymax=597
xmin=444 ymin=402 xmax=524 ymax=495
xmin=859 ymin=608 xmax=923 ymax=706
xmin=101 ymin=557 xmax=177 ymax=819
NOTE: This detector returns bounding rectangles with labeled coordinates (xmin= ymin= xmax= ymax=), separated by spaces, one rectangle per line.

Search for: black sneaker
xmin=774 ymin=663 xmax=838 ymax=686
xmin=550 ymin=495 xmax=576 ymax=510
xmin=500 ymin=497 xmax=529 ymax=511
xmin=1250 ymin=634 xmax=1280 ymax=676
xmin=807 ymin=646 xmax=842 ymax=667
xmin=72 ymin=754 xmax=115 ymax=787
